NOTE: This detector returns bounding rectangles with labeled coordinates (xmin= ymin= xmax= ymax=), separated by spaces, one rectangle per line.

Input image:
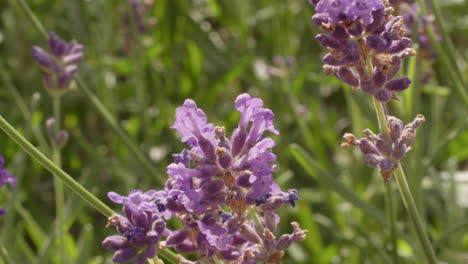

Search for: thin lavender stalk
xmin=373 ymin=100 xmax=437 ymax=263
xmin=0 ymin=115 xmax=114 ymax=217
xmin=52 ymin=96 xmax=65 ymax=263
xmin=13 ymin=0 xmax=165 ymax=184
xmin=309 ymin=1 xmax=438 ymax=262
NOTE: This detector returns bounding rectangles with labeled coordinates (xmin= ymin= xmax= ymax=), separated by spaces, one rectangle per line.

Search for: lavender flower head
xmin=342 ymin=114 xmax=425 ymax=182
xmin=32 ymin=32 xmax=83 ymax=97
xmin=0 ymin=156 xmax=16 ymax=215
xmin=103 ymin=190 xmax=170 ymax=263
xmin=310 ymin=0 xmax=416 ymax=102
xmin=104 ymin=94 xmax=306 ymax=263
xmin=128 ymin=0 xmax=156 ymax=33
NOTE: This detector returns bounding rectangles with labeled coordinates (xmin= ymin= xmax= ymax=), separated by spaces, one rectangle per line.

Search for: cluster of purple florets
xmin=103 ymin=94 xmax=306 ymax=263
xmin=0 ymin=156 xmax=16 ymax=215
xmin=32 ymin=32 xmax=83 ymax=96
xmin=342 ymin=115 xmax=425 ymax=182
xmin=310 ymin=0 xmax=416 ymax=102
xmin=125 ymin=0 xmax=156 ymax=33
xmin=309 ymin=0 xmax=426 ymax=180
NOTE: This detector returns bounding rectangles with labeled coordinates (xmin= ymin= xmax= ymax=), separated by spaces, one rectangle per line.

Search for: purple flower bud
xmin=375 ymin=136 xmax=392 ymax=156
xmin=332 ymin=25 xmax=350 ymax=40
xmin=276 ymin=234 xmax=292 ymax=251
xmin=316 ymin=34 xmax=345 ymax=50
xmin=358 ymin=138 xmax=379 ymax=155
xmin=166 ymin=229 xmax=189 ymax=245
xmin=112 ymin=247 xmax=139 ymax=263
xmin=323 ymin=54 xmax=346 ymax=66
xmin=336 ymin=67 xmax=359 ymax=87
xmin=236 ymin=171 xmax=253 ymax=188
xmin=312 ymin=13 xmax=329 ymax=26
xmin=384 ymin=16 xmax=405 ymax=41
xmin=262 ymin=228 xmax=277 ymax=253
xmin=392 ymin=141 xmax=408 ymax=160
xmin=175 ymin=241 xmax=198 ymax=253
xmin=102 ymin=236 xmax=129 ymax=250
xmin=286 ymin=189 xmax=299 ymax=207
xmin=373 ymin=70 xmax=386 ymax=88
xmin=263 ymin=211 xmax=279 ymax=234
xmin=378 ymin=158 xmax=396 ymax=172
xmin=366 ymin=34 xmax=390 ymax=52
xmin=198 ymin=137 xmax=216 ymax=162
xmin=385 ymin=77 xmax=411 ymax=92
xmin=387 ymin=38 xmax=412 ymax=54
xmin=291 ymin=222 xmax=308 ymax=242
xmin=0 ymin=156 xmax=16 ymax=191
xmin=365 ymin=9 xmax=385 ymax=33
xmin=348 ymin=21 xmax=364 ymax=36
xmin=388 ymin=116 xmax=403 ymax=142
xmin=359 ymin=79 xmax=376 ymax=95
xmin=32 ymin=46 xmax=53 ymax=68
xmin=220 ymin=249 xmax=241 ymax=260
xmin=216 ymin=147 xmax=232 ymax=169
xmin=240 ymin=223 xmax=262 ymax=244
xmin=221 ymin=212 xmax=233 ymax=223
xmin=259 ymin=196 xmax=284 ymax=211
xmin=231 ymin=128 xmax=247 ymax=157
xmin=374 ymin=89 xmax=392 ymax=102
xmin=364 ymin=154 xmax=382 ymax=167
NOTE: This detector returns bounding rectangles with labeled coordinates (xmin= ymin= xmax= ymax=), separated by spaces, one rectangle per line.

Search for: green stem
xmin=249 ymin=207 xmax=264 ymax=235
xmin=75 ymin=77 xmax=164 ymax=184
xmin=385 ymin=184 xmax=398 ymax=264
xmin=0 ymin=115 xmax=114 ymax=217
xmin=371 ymin=101 xmax=438 ymax=264
xmin=414 ymin=0 xmax=468 ymax=106
xmin=52 ymin=97 xmax=65 ymax=263
xmin=425 ymin=0 xmax=465 ymax=87
xmin=371 ymin=98 xmax=390 ymax=138
xmin=393 ymin=165 xmax=438 ymax=264
xmin=0 ymin=116 xmax=180 ymax=264
xmin=0 ymin=246 xmax=14 ymax=264
xmin=11 ymin=0 xmax=165 ymax=185
xmin=15 ymin=0 xmax=48 ymax=39
xmin=0 ymin=64 xmax=50 ymax=153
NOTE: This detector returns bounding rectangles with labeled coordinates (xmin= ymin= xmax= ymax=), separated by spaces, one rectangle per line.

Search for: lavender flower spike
xmin=0 ymin=156 xmax=17 ymax=215
xmin=32 ymin=32 xmax=83 ymax=97
xmin=342 ymin=114 xmax=425 ymax=182
xmin=104 ymin=94 xmax=306 ymax=263
xmin=104 ymin=190 xmax=170 ymax=263
xmin=310 ymin=0 xmax=416 ymax=102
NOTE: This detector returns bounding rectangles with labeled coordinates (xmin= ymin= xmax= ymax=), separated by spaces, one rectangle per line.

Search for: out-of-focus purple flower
xmin=310 ymin=0 xmax=417 ymax=102
xmin=127 ymin=0 xmax=156 ymax=33
xmin=0 ymin=156 xmax=16 ymax=215
xmin=342 ymin=114 xmax=425 ymax=182
xmin=103 ymin=190 xmax=170 ymax=263
xmin=32 ymin=32 xmax=83 ymax=96
xmin=120 ymin=0 xmax=156 ymax=52
xmin=391 ymin=2 xmax=439 ymax=60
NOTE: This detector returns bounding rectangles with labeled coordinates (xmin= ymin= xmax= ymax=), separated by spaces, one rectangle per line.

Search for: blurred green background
xmin=0 ymin=0 xmax=467 ymax=263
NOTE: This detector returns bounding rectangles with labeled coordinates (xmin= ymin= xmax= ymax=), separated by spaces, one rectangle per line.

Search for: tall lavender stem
xmin=373 ymin=99 xmax=437 ymax=263
xmin=309 ymin=1 xmax=438 ymax=262
xmin=52 ymin=96 xmax=65 ymax=263
xmin=12 ymin=0 xmax=165 ymax=184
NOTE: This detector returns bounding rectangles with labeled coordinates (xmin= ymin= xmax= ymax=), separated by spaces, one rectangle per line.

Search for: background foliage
xmin=0 ymin=0 xmax=467 ymax=263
